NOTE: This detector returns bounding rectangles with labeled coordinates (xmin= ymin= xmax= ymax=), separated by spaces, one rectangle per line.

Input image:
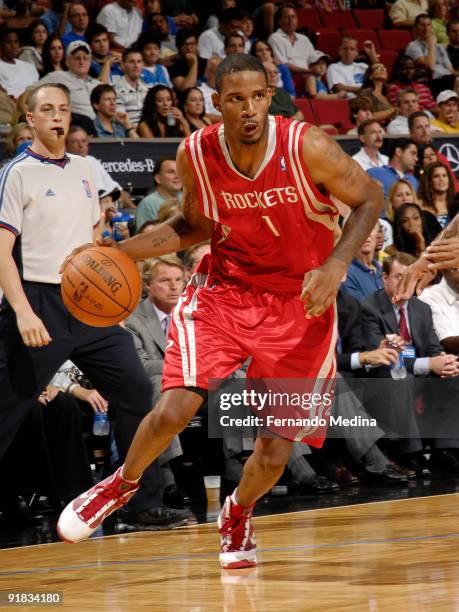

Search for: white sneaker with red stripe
xmin=218 ymin=495 xmax=257 ymax=569
xmin=57 ymin=466 xmax=139 ymax=543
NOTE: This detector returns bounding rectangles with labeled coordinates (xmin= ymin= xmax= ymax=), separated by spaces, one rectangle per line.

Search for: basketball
xmin=61 ymin=246 xmax=142 ymax=327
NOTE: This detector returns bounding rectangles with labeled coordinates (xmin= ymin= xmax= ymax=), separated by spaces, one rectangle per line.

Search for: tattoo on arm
xmin=341 ymin=159 xmax=359 ymax=188
xmin=325 ymin=139 xmax=344 ymax=166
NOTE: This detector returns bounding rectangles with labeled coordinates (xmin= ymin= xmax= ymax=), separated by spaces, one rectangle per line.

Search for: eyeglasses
xmin=372 ymin=65 xmax=386 ymax=72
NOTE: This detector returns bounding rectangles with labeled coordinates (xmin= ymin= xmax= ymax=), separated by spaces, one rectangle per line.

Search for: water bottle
xmin=111 ymin=211 xmax=134 ymax=241
xmin=167 ymin=112 xmax=176 ymax=127
xmin=93 ymin=413 xmax=110 ymax=436
xmin=390 ymin=352 xmax=407 ymax=380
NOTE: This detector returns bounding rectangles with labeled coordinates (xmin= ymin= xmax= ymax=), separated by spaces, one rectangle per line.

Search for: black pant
xmin=0 ymin=282 xmax=161 ymax=511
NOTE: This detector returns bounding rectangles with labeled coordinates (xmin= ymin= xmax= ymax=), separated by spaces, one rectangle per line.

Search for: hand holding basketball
xmin=61 ymin=246 xmax=141 ymax=327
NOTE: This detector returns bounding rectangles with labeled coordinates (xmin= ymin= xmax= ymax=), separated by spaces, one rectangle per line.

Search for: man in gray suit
xmin=125 ymin=255 xmax=189 ymax=507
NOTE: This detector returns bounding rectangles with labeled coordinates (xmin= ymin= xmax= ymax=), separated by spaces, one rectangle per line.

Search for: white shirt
xmin=113 ymin=75 xmax=150 ymax=127
xmin=152 ymin=303 xmax=171 ymax=335
xmin=198 ymin=81 xmax=220 ymax=117
xmin=198 ymin=27 xmax=226 ymax=59
xmin=96 ymin=2 xmax=143 ymax=49
xmin=326 ymin=61 xmax=368 ymax=98
xmin=86 ymin=154 xmax=121 ymax=198
xmin=268 ymin=28 xmax=315 ymax=71
xmin=38 ymin=71 xmax=101 ymax=118
xmin=0 ymin=58 xmax=39 ymax=97
xmin=386 ymin=115 xmax=409 ymax=134
xmin=352 ymin=148 xmax=389 ymax=171
xmin=0 ymin=151 xmax=99 ymax=283
xmin=419 ymin=278 xmax=459 ymax=341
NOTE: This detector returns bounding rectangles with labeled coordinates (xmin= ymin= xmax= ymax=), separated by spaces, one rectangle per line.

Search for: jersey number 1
xmin=262 ymin=215 xmax=280 ymax=237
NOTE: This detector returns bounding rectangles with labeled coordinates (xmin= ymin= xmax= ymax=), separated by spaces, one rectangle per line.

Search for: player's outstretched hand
xmin=393 ymin=255 xmax=434 ymax=302
xmin=425 ymin=237 xmax=459 ymax=271
xmin=16 ymin=308 xmax=52 ymax=347
xmin=59 ymin=242 xmax=96 ymax=274
xmin=301 ymin=259 xmax=346 ymax=319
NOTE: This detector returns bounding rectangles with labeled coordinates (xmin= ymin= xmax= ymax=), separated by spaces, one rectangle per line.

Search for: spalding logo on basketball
xmin=61 ymin=246 xmax=142 ymax=327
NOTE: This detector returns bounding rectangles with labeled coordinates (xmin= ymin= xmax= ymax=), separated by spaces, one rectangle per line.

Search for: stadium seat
xmin=297 ymin=8 xmax=323 ymax=33
xmin=292 ymin=74 xmax=308 ymax=97
xmin=315 ymin=30 xmax=342 ymax=59
xmin=294 ymin=98 xmax=316 ymax=124
xmin=379 ymin=49 xmax=399 ymax=80
xmin=343 ymin=28 xmax=380 ymax=51
xmin=310 ymin=98 xmax=352 ymax=134
xmin=353 ymin=9 xmax=385 ymax=30
xmin=320 ymin=10 xmax=356 ymax=30
xmin=378 ymin=29 xmax=412 ymax=52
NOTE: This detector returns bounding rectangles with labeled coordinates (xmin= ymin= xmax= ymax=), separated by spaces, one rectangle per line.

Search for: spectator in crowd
xmin=137 ymin=84 xmax=190 ymax=137
xmin=206 ymin=0 xmax=237 ymax=30
xmin=250 ymin=39 xmax=295 ymax=98
xmin=419 ymin=268 xmax=459 ymax=355
xmin=405 ymin=14 xmax=458 ymax=96
xmin=431 ymin=0 xmax=450 ymax=45
xmin=408 ymin=110 xmax=459 ymax=190
xmin=240 ymin=11 xmax=255 ymax=45
xmin=169 ymin=28 xmax=206 ymax=92
xmin=446 ymin=19 xmax=459 ymax=70
xmin=387 ymin=55 xmax=436 ymax=112
xmin=352 ymin=119 xmax=389 ymax=171
xmin=198 ymin=8 xmax=244 ymax=59
xmin=267 ymin=3 xmax=314 ymax=76
xmin=113 ymin=48 xmax=150 ymax=128
xmin=2 ymin=122 xmax=33 ymax=164
xmin=40 ymin=34 xmax=65 ymax=76
xmin=183 ymin=240 xmax=211 ymax=282
xmin=361 ymin=252 xmax=459 ymax=475
xmin=359 ymin=62 xmax=397 ymax=124
xmin=91 ymin=83 xmax=139 ymax=138
xmin=0 ymin=28 xmax=39 ymax=99
xmin=138 ymin=32 xmax=172 ymax=86
xmin=198 ymin=56 xmax=222 ymax=122
xmin=97 ymin=0 xmax=143 ymax=49
xmin=264 ymin=60 xmax=303 ymax=119
xmin=430 ymin=90 xmax=459 ymax=133
xmin=418 ymin=160 xmax=455 ymax=227
xmin=393 ymin=202 xmax=441 ymax=257
xmin=386 ymin=178 xmax=418 ymax=221
xmin=306 ymin=50 xmax=347 ymax=100
xmin=125 ymin=256 xmax=190 ymax=510
xmin=386 ymin=89 xmax=420 ymax=134
xmin=341 ymin=223 xmax=384 ymax=301
xmin=18 ymin=19 xmax=48 ymax=72
xmin=414 ymin=143 xmax=438 ymax=179
xmin=224 ymin=32 xmax=246 ymax=56
xmin=346 ymin=96 xmax=373 ymax=135
xmin=326 ymin=37 xmax=371 ymax=99
xmin=60 ymin=3 xmax=89 ymax=49
xmin=66 ymin=125 xmax=136 ymax=209
xmin=38 ymin=40 xmax=100 ymax=130
xmin=136 ymin=157 xmax=182 ymax=230
xmin=178 ymin=86 xmax=212 ymax=131
xmin=389 ymin=0 xmax=428 ymax=28
xmin=367 ymin=138 xmax=419 ymax=200
xmin=86 ymin=24 xmax=123 ymax=82
xmin=148 ymin=12 xmax=178 ymax=60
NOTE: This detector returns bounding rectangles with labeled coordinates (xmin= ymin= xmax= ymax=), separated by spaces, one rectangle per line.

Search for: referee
xmin=0 ymin=84 xmax=187 ymax=528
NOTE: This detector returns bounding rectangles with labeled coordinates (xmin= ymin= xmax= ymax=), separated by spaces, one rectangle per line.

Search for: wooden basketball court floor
xmin=1 ymin=493 xmax=459 ymax=611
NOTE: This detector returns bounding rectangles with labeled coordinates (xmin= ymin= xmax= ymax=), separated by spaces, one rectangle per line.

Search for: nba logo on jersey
xmin=82 ymin=179 xmax=92 ymax=198
xmin=280 ymin=156 xmax=287 ymax=172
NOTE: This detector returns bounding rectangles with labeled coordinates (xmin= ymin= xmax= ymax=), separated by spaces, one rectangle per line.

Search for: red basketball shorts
xmin=162 ymin=270 xmax=337 ymax=446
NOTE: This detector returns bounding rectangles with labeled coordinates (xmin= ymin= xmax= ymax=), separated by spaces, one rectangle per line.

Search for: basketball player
xmin=0 ymin=83 xmax=188 ymax=529
xmin=394 ymin=213 xmax=459 ymax=301
xmin=58 ymin=54 xmax=383 ymax=568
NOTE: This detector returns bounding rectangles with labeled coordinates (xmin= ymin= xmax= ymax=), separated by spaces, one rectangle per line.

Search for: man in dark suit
xmin=123 ymin=255 xmax=191 ymax=522
xmin=361 ymin=252 xmax=459 ymax=473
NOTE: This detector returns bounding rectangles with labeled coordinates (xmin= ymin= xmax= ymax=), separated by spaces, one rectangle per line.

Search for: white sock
xmin=120 ymin=465 xmax=140 ymax=484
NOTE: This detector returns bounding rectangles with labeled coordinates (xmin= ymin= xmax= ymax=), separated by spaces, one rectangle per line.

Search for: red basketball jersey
xmin=185 ymin=115 xmax=338 ymax=292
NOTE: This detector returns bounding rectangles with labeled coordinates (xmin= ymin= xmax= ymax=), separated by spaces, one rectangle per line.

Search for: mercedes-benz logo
xmin=439 ymin=143 xmax=459 ymax=173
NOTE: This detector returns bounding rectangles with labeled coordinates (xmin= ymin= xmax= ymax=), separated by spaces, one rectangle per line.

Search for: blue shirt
xmin=367 ymin=165 xmax=419 ymax=201
xmin=62 ymin=32 xmax=86 ymax=49
xmin=341 ymin=259 xmax=384 ymax=302
xmin=94 ymin=115 xmax=127 ymax=138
